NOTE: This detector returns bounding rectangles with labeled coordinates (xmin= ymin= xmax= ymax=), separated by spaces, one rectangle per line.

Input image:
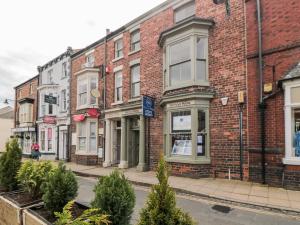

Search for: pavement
xmin=55 ymin=162 xmax=300 ymax=216
xmin=77 ymin=176 xmax=300 ymax=225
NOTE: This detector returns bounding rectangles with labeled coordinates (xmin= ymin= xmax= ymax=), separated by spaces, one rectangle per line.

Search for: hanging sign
xmin=43 ymin=116 xmax=56 ymax=124
xmin=44 ymin=95 xmax=57 ymax=104
xmin=87 ymin=108 xmax=100 ymax=118
xmin=72 ymin=114 xmax=86 ymax=122
xmin=142 ymin=95 xmax=155 ymax=118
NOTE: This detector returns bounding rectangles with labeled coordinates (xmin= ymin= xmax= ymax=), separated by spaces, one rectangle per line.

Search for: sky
xmin=0 ymin=0 xmax=164 ymax=108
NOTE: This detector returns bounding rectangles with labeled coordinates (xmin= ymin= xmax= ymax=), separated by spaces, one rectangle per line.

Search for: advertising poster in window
xmin=172 ymin=140 xmax=192 ymax=155
xmin=173 ymin=115 xmax=191 ymax=131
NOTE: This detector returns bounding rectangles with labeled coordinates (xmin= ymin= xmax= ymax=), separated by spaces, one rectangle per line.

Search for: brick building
xmin=246 ymin=0 xmax=300 ymax=189
xmin=12 ymin=75 xmax=39 ymax=155
xmin=70 ymin=0 xmax=248 ymax=179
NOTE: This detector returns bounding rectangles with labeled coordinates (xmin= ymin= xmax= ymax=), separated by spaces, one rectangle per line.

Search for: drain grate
xmin=212 ymin=204 xmax=232 ymax=214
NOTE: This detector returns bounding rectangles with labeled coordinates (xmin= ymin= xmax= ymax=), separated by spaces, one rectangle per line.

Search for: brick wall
xmin=246 ymin=0 xmax=300 ymax=188
xmin=14 ymin=76 xmax=39 ymax=127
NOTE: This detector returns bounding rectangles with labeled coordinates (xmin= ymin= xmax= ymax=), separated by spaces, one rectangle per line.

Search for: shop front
xmin=12 ymin=127 xmax=36 ymax=156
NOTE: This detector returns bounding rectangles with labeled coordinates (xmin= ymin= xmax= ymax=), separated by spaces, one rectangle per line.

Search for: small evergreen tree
xmin=138 ymin=157 xmax=195 ymax=225
xmin=42 ymin=162 xmax=78 ymax=215
xmin=91 ymin=170 xmax=135 ymax=225
xmin=54 ymin=201 xmax=111 ymax=225
xmin=17 ymin=160 xmax=53 ymax=199
xmin=0 ymin=139 xmax=22 ymax=191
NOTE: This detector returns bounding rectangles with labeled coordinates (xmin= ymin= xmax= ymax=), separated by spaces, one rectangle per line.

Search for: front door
xmin=59 ymin=131 xmax=67 ymax=160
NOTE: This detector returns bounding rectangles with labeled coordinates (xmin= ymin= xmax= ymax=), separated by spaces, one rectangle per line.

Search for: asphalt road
xmin=76 ymin=177 xmax=300 ymax=225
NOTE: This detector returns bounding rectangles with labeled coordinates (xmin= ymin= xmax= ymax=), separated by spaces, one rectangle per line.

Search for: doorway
xmin=59 ymin=131 xmax=67 ymax=160
xmin=112 ymin=120 xmax=121 ymax=165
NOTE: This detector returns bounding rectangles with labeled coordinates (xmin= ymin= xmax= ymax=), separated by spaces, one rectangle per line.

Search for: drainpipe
xmin=103 ymin=29 xmax=109 ymax=162
xmin=256 ymin=0 xmax=266 ymax=184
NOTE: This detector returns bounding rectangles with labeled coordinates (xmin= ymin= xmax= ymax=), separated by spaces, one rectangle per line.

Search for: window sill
xmin=75 ymin=151 xmax=98 ymax=156
xmin=128 ymin=97 xmax=141 ymax=102
xmin=111 ymin=101 xmax=124 ymax=106
xmin=282 ymin=157 xmax=300 ymax=165
xmin=112 ymin=56 xmax=124 ymax=63
xmin=128 ymin=49 xmax=141 ymax=56
xmin=76 ymin=105 xmax=98 ymax=111
xmin=165 ymin=156 xmax=211 ymax=165
xmin=164 ymin=81 xmax=210 ymax=92
xmin=39 ymin=151 xmax=56 ymax=155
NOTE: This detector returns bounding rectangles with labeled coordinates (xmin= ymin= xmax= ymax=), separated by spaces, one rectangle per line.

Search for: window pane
xmin=131 ymin=65 xmax=140 ymax=82
xmin=115 ymin=72 xmax=122 ymax=88
xmin=198 ymin=110 xmax=206 ymax=132
xmin=171 ymin=111 xmax=191 ymax=132
xmin=174 ymin=1 xmax=195 ymax=23
xmin=90 ymin=78 xmax=97 ymax=104
xmin=132 ymin=82 xmax=140 ymax=97
xmin=131 ymin=30 xmax=140 ymax=43
xmin=196 ymin=38 xmax=206 ymax=59
xmin=197 ymin=110 xmax=206 ymax=156
xmin=171 ymin=133 xmax=192 ymax=156
xmin=90 ymin=122 xmax=96 ymax=137
xmin=79 ymin=123 xmax=86 ymax=137
xmin=80 ymin=93 xmax=87 ymax=105
xmin=196 ymin=60 xmax=206 ymax=80
xmin=90 ymin=138 xmax=96 ymax=151
xmin=170 ymin=39 xmax=191 ymax=65
xmin=170 ymin=61 xmax=191 ymax=85
xmin=79 ymin=83 xmax=87 ymax=94
xmin=291 ymin=86 xmax=300 ymax=104
xmin=79 ymin=138 xmax=86 ymax=150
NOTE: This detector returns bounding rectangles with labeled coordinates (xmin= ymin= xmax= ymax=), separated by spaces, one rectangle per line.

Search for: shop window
xmin=77 ymin=120 xmax=98 ymax=153
xmin=171 ymin=111 xmax=192 ymax=156
xmin=283 ymin=82 xmax=300 ymax=164
xmin=165 ymin=105 xmax=209 ymax=163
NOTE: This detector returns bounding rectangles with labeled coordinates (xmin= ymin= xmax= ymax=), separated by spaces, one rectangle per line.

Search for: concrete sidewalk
xmin=61 ymin=162 xmax=300 ymax=215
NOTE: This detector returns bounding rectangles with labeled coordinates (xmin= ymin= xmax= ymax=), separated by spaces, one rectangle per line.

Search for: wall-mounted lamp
xmin=221 ymin=97 xmax=229 ymax=106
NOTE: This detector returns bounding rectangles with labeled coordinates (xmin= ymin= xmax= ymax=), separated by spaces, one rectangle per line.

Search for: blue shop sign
xmin=142 ymin=95 xmax=155 ymax=118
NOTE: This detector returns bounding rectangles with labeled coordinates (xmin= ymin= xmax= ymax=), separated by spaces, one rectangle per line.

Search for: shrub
xmin=42 ymin=162 xmax=78 ymax=214
xmin=0 ymin=139 xmax=22 ymax=191
xmin=138 ymin=157 xmax=195 ymax=225
xmin=17 ymin=160 xmax=53 ymax=199
xmin=54 ymin=200 xmax=111 ymax=225
xmin=91 ymin=170 xmax=135 ymax=225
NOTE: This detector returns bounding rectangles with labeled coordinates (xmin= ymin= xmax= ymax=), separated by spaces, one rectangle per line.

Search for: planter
xmin=0 ymin=191 xmax=42 ymax=225
xmin=23 ymin=202 xmax=89 ymax=225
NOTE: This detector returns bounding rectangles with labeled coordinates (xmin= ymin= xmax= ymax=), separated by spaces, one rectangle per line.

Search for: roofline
xmin=38 ymin=47 xmax=73 ymax=72
xmin=14 ymin=75 xmax=39 ymax=89
xmin=72 ymin=0 xmax=187 ymax=59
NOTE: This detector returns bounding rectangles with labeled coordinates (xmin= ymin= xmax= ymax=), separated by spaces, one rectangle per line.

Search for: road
xmin=76 ymin=177 xmax=300 ymax=225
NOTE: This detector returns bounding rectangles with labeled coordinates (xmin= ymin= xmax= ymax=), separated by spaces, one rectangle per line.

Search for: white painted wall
xmin=0 ymin=118 xmax=13 ymax=152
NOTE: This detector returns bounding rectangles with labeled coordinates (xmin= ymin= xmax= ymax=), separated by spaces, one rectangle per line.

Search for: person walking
xmin=31 ymin=142 xmax=41 ymax=161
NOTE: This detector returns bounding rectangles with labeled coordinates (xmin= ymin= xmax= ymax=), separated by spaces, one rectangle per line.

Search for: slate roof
xmin=278 ymin=62 xmax=300 ymax=87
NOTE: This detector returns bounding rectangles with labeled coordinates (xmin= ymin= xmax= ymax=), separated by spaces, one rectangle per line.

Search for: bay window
xmin=19 ymin=103 xmax=33 ymax=124
xmin=164 ymin=100 xmax=210 ymax=164
xmin=77 ymin=74 xmax=98 ymax=109
xmin=77 ymin=119 xmax=98 ymax=153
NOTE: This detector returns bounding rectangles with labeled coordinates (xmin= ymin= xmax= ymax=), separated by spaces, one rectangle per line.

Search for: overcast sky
xmin=0 ymin=0 xmax=163 ymax=108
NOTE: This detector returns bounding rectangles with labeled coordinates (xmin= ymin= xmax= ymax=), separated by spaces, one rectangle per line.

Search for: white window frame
xmin=39 ymin=126 xmax=55 ymax=153
xmin=283 ymin=80 xmax=300 ymax=165
xmin=130 ymin=29 xmax=141 ymax=52
xmin=76 ymin=119 xmax=98 ymax=154
xmin=76 ymin=74 xmax=98 ymax=110
xmin=114 ymin=38 xmax=123 ymax=59
xmin=19 ymin=103 xmax=33 ymax=124
xmin=130 ymin=64 xmax=140 ymax=98
xmin=47 ymin=69 xmax=54 ymax=84
xmin=164 ymin=29 xmax=209 ymax=91
xmin=114 ymin=70 xmax=123 ymax=103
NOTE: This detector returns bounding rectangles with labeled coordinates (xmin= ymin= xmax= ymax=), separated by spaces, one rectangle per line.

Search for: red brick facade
xmin=246 ymin=0 xmax=300 ymax=189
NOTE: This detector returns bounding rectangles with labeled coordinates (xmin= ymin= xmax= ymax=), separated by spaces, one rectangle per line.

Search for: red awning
xmin=87 ymin=108 xmax=100 ymax=118
xmin=72 ymin=114 xmax=86 ymax=122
